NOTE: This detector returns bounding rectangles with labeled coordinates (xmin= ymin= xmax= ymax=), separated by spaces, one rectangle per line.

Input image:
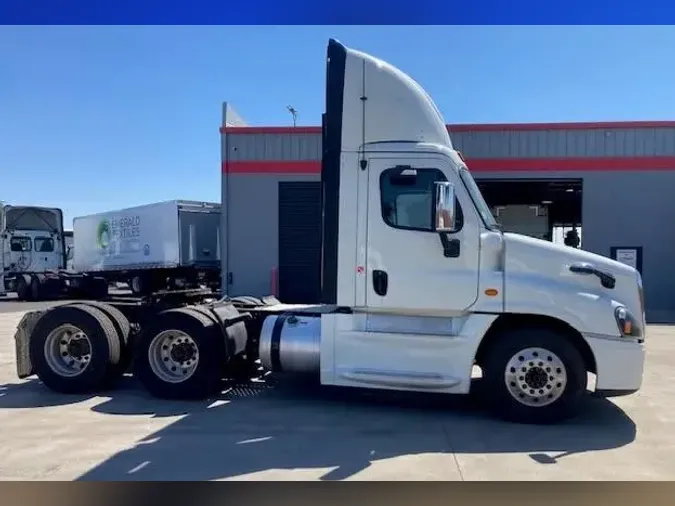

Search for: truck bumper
xmin=584 ymin=333 xmax=645 ymax=396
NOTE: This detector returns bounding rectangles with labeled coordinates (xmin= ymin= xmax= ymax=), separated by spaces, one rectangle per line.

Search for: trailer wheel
xmin=130 ymin=275 xmax=150 ymax=296
xmin=16 ymin=275 xmax=30 ymax=301
xmin=133 ymin=307 xmax=226 ymax=400
xmin=480 ymin=327 xmax=587 ymax=424
xmin=30 ymin=275 xmax=43 ymax=301
xmin=68 ymin=302 xmax=132 ymax=383
xmin=29 ymin=304 xmax=121 ymax=394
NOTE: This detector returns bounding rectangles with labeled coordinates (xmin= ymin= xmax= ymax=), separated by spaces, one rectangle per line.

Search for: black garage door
xmin=278 ymin=182 xmax=322 ymax=303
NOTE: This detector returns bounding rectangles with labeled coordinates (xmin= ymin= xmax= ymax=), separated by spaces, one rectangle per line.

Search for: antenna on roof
xmin=287 ymin=105 xmax=298 ymax=127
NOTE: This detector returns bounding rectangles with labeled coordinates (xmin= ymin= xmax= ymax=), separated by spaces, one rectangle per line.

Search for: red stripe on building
xmin=224 ymin=157 xmax=675 ymax=174
xmin=220 ymin=121 xmax=675 ymax=135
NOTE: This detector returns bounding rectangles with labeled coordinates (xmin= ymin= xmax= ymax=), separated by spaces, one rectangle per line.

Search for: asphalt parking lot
xmin=0 ymin=296 xmax=673 ymax=481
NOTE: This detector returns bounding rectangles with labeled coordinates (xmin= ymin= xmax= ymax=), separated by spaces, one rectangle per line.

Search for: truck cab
xmin=0 ymin=204 xmax=67 ymax=296
xmin=271 ymin=39 xmax=646 ymax=423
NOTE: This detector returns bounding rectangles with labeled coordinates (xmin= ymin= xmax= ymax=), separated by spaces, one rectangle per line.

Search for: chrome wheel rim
xmin=148 ymin=330 xmax=199 ymax=383
xmin=43 ymin=324 xmax=92 ymax=377
xmin=504 ymin=347 xmax=567 ymax=407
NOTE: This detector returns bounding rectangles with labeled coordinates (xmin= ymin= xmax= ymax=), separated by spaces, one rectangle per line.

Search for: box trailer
xmin=12 ymin=39 xmax=646 ymax=425
xmin=73 ymin=200 xmax=221 ymax=295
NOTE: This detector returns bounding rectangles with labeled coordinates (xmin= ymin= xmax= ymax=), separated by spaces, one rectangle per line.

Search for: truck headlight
xmin=615 ymin=306 xmax=643 ymax=340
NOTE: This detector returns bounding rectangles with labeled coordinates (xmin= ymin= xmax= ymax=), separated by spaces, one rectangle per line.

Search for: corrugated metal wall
xmin=450 ymin=128 xmax=675 ymax=158
xmin=225 ymin=126 xmax=675 ymax=162
xmin=228 ymin=133 xmax=322 ymax=161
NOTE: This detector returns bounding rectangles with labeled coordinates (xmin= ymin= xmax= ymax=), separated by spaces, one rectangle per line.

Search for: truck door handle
xmin=372 ymin=270 xmax=388 ymax=296
xmin=439 ymin=233 xmax=460 ymax=258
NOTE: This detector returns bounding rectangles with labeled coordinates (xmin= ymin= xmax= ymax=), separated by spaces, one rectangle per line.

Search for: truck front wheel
xmin=133 ymin=308 xmax=226 ymax=400
xmin=481 ymin=327 xmax=587 ymax=424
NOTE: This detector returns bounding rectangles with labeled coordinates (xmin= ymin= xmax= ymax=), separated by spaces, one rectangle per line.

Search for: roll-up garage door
xmin=278 ymin=181 xmax=322 ymax=303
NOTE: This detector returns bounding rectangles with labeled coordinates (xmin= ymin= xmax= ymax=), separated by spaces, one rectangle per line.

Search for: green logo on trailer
xmin=97 ymin=219 xmax=111 ymax=249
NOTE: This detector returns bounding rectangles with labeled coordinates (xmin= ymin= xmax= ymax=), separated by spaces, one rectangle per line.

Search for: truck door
xmin=365 ymin=157 xmax=481 ymax=314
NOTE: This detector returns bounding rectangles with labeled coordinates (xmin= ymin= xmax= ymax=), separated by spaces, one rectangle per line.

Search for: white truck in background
xmin=0 ymin=204 xmax=107 ymax=300
xmin=12 ymin=39 xmax=646 ymax=424
xmin=73 ymin=200 xmax=221 ymax=295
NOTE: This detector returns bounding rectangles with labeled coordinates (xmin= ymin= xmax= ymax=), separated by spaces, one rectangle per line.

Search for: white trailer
xmin=12 ymin=39 xmax=646 ymax=424
xmin=73 ymin=200 xmax=221 ymax=295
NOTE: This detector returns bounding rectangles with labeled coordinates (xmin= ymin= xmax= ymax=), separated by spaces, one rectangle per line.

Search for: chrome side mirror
xmin=433 ymin=181 xmax=456 ymax=232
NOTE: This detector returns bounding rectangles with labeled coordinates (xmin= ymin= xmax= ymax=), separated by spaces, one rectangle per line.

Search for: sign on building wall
xmin=610 ymin=246 xmax=643 ymax=274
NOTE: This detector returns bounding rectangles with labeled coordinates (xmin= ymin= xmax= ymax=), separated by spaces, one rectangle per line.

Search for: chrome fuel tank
xmin=258 ymin=313 xmax=321 ymax=374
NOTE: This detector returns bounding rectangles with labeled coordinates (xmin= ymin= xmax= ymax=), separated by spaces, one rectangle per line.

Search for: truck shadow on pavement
xmin=0 ymin=375 xmax=637 ymax=480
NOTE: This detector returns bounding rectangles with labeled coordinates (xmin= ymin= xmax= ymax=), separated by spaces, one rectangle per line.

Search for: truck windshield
xmin=10 ymin=237 xmax=32 ymax=252
xmin=34 ymin=237 xmax=55 ymax=252
xmin=459 ymin=168 xmax=500 ymax=230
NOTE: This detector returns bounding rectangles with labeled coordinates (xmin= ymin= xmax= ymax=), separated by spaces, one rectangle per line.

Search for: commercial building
xmin=220 ymin=104 xmax=675 ymax=322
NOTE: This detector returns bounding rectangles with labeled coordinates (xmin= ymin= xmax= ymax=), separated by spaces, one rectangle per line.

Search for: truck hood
xmin=502 ymin=233 xmax=643 ymax=330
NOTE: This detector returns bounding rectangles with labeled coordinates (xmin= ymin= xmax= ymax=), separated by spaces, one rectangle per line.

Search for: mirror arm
xmin=438 ymin=232 xmax=460 ymax=258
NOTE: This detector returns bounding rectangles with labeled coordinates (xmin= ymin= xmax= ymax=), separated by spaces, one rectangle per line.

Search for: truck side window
xmin=380 ymin=167 xmax=463 ymax=232
xmin=35 ymin=237 xmax=55 ymax=252
xmin=10 ymin=237 xmax=32 ymax=252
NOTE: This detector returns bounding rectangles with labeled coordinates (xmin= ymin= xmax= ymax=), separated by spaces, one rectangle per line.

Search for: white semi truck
xmin=12 ymin=39 xmax=646 ymax=424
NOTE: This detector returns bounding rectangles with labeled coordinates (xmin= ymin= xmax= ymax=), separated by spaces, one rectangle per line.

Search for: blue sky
xmin=2 ymin=25 xmax=675 ymax=226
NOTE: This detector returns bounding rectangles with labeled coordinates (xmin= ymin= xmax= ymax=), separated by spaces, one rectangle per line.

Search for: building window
xmin=35 ymin=237 xmax=55 ymax=253
xmin=380 ymin=167 xmax=463 ymax=232
xmin=10 ymin=237 xmax=32 ymax=252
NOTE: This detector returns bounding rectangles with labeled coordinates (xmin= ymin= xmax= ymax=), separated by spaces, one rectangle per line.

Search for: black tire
xmin=69 ymin=302 xmax=132 ymax=384
xmin=130 ymin=275 xmax=145 ymax=295
xmin=16 ymin=275 xmax=30 ymax=301
xmin=133 ymin=307 xmax=226 ymax=400
xmin=480 ymin=327 xmax=587 ymax=424
xmin=30 ymin=275 xmax=42 ymax=301
xmin=29 ymin=304 xmax=121 ymax=394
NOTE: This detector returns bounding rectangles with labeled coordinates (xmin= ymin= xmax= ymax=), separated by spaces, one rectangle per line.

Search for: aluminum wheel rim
xmin=148 ymin=330 xmax=200 ymax=383
xmin=43 ymin=324 xmax=92 ymax=377
xmin=504 ymin=347 xmax=567 ymax=407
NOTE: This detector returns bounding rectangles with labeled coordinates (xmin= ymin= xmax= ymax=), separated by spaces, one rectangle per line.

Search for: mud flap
xmin=14 ymin=310 xmax=47 ymax=379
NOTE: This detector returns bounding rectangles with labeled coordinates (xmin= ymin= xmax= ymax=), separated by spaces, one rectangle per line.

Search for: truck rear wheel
xmin=480 ymin=327 xmax=587 ymax=424
xmin=30 ymin=275 xmax=43 ymax=301
xmin=133 ymin=308 xmax=226 ymax=400
xmin=16 ymin=275 xmax=31 ymax=301
xmin=68 ymin=302 xmax=132 ymax=384
xmin=29 ymin=304 xmax=121 ymax=394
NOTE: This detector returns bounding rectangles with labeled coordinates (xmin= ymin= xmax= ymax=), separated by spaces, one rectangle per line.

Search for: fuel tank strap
xmin=270 ymin=313 xmax=290 ymax=372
